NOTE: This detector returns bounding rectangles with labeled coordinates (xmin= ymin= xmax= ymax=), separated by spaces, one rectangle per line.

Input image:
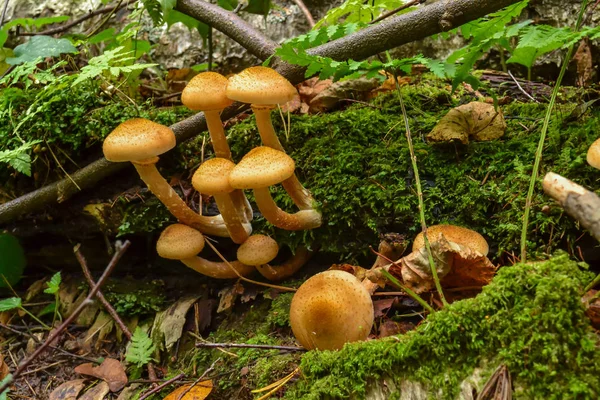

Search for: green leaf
xmin=44 ymin=272 xmax=62 ymax=295
xmin=0 ymin=374 xmax=11 ymax=400
xmin=244 ymin=0 xmax=271 ymax=15
xmin=0 ymin=31 xmax=7 ymax=48
xmin=141 ymin=0 xmax=163 ymax=25
xmin=0 ymin=141 xmax=40 ymax=176
xmin=6 ymin=35 xmax=77 ymax=65
xmin=0 ymin=234 xmax=26 ymax=287
xmin=506 ymin=25 xmax=578 ymax=70
xmin=217 ymin=0 xmax=238 ymax=11
xmin=38 ymin=302 xmax=56 ymax=317
xmin=126 ymin=327 xmax=156 ymax=368
xmin=2 ymin=15 xmax=70 ymax=31
xmin=191 ymin=63 xmax=209 ymax=72
xmin=0 ymin=297 xmax=22 ymax=312
xmin=88 ymin=28 xmax=116 ymax=45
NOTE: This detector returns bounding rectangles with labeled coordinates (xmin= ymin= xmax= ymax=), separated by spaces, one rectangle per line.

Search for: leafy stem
xmin=520 ymin=0 xmax=589 ymax=262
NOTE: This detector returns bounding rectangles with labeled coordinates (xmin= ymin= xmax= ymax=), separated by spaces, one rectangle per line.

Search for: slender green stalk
xmin=393 ymin=74 xmax=448 ymax=307
xmin=584 ymin=272 xmax=600 ymax=293
xmin=520 ymin=0 xmax=589 ymax=262
xmin=380 ymin=270 xmax=435 ymax=313
xmin=19 ymin=306 xmax=50 ymax=330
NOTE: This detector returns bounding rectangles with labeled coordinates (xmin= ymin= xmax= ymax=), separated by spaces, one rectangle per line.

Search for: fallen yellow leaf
xmin=163 ymin=380 xmax=213 ymax=400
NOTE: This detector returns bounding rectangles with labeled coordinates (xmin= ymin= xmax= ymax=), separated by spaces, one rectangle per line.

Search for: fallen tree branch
xmin=0 ymin=0 xmax=521 ymax=225
xmin=0 ymin=240 xmax=131 ymax=395
xmin=195 ymin=342 xmax=306 ymax=352
xmin=542 ymin=172 xmax=600 ymax=242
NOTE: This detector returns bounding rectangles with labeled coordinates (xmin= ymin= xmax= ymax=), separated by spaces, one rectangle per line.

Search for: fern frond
xmin=141 ymin=0 xmax=163 ymax=25
xmin=126 ymin=327 xmax=155 ymax=368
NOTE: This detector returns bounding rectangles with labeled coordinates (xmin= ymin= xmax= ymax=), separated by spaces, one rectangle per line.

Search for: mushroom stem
xmin=253 ymin=187 xmax=321 ymax=230
xmin=213 ymin=193 xmax=251 ymax=244
xmin=255 ymin=246 xmax=313 ymax=281
xmin=132 ymin=160 xmax=229 ymax=237
xmin=252 ymin=105 xmax=316 ymax=211
xmin=181 ymin=257 xmax=255 ymax=279
xmin=231 ymin=190 xmax=253 ymax=223
xmin=204 ymin=110 xmax=232 ymax=160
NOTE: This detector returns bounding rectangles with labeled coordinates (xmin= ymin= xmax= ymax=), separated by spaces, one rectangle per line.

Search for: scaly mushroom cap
xmin=587 ymin=138 xmax=600 ymax=169
xmin=156 ymin=224 xmax=205 ymax=260
xmin=412 ymin=224 xmax=489 ymax=256
xmin=181 ymin=72 xmax=234 ymax=111
xmin=226 ymin=66 xmax=297 ymax=105
xmin=290 ymin=270 xmax=374 ymax=350
xmin=192 ymin=158 xmax=236 ymax=195
xmin=237 ymin=235 xmax=279 ymax=266
xmin=103 ymin=118 xmax=175 ymax=162
xmin=229 ymin=146 xmax=295 ymax=189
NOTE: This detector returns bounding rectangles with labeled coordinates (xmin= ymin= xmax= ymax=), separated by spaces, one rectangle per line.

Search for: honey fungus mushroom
xmin=290 ymin=270 xmax=374 ymax=350
xmin=412 ymin=224 xmax=489 ymax=256
xmin=229 ymin=146 xmax=321 ymax=230
xmin=587 ymin=138 xmax=600 ymax=169
xmin=226 ymin=66 xmax=317 ymax=212
xmin=192 ymin=158 xmax=251 ymax=244
xmin=182 ymin=72 xmax=252 ymax=222
xmin=156 ymin=224 xmax=254 ymax=279
xmin=237 ymin=235 xmax=313 ymax=281
xmin=103 ymin=119 xmax=229 ymax=237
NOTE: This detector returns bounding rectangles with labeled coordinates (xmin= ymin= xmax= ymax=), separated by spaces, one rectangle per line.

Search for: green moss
xmin=284 ymin=254 xmax=600 ymax=399
xmin=102 ymin=278 xmax=166 ymax=317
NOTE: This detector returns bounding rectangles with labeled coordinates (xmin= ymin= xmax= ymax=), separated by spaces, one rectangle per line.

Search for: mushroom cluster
xmin=102 ymin=67 xmax=320 ymax=280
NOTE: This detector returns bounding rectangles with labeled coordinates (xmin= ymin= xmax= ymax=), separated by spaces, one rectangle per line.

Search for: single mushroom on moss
xmin=182 ymin=72 xmax=252 ymax=222
xmin=103 ymin=118 xmax=229 ymax=237
xmin=290 ymin=270 xmax=374 ymax=350
xmin=229 ymin=146 xmax=321 ymax=230
xmin=156 ymin=224 xmax=254 ymax=279
xmin=587 ymin=138 xmax=600 ymax=169
xmin=412 ymin=224 xmax=489 ymax=256
xmin=192 ymin=158 xmax=251 ymax=244
xmin=226 ymin=66 xmax=317 ymax=212
xmin=237 ymin=234 xmax=313 ymax=281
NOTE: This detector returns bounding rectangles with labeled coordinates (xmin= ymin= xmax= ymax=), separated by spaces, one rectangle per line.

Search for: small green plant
xmin=0 ymin=233 xmax=26 ymax=287
xmin=0 ymin=297 xmax=50 ymax=329
xmin=126 ymin=327 xmax=156 ymax=379
xmin=39 ymin=272 xmax=62 ymax=326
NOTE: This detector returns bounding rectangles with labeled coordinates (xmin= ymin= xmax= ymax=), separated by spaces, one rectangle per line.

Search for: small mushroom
xmin=156 ymin=224 xmax=254 ymax=279
xmin=227 ymin=66 xmax=317 ymax=212
xmin=290 ymin=270 xmax=374 ymax=350
xmin=587 ymin=138 xmax=600 ymax=169
xmin=237 ymin=235 xmax=313 ymax=281
xmin=103 ymin=119 xmax=229 ymax=237
xmin=412 ymin=225 xmax=489 ymax=256
xmin=182 ymin=72 xmax=252 ymax=222
xmin=192 ymin=158 xmax=252 ymax=244
xmin=229 ymin=147 xmax=321 ymax=230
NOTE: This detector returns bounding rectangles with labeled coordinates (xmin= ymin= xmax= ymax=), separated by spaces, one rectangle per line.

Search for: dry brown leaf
xmin=373 ymin=298 xmax=396 ymax=318
xmin=74 ymin=358 xmax=128 ymax=392
xmin=217 ymin=283 xmax=243 ymax=313
xmin=441 ymin=245 xmax=497 ymax=288
xmin=163 ymin=381 xmax=213 ymax=400
xmin=48 ymin=379 xmax=86 ymax=400
xmin=83 ymin=311 xmax=114 ymax=350
xmin=151 ymin=296 xmax=200 ymax=352
xmin=167 ymin=68 xmax=192 ymax=82
xmin=573 ymin=38 xmax=594 ymax=87
xmin=583 ymin=290 xmax=600 ymax=329
xmin=329 ymin=263 xmax=369 ymax=281
xmin=0 ymin=353 xmax=9 ymax=380
xmin=78 ymin=381 xmax=110 ymax=400
xmin=309 ymin=77 xmax=379 ymax=113
xmin=427 ymin=102 xmax=506 ymax=144
xmin=400 ymin=237 xmax=454 ymax=293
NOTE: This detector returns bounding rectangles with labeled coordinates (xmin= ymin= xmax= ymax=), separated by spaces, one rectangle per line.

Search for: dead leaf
xmin=573 ymin=38 xmax=594 ymax=87
xmin=24 ymin=278 xmax=47 ymax=302
xmin=441 ymin=245 xmax=496 ymax=288
xmin=83 ymin=311 xmax=114 ymax=349
xmin=0 ymin=353 xmax=9 ymax=380
xmin=167 ymin=68 xmax=192 ymax=82
xmin=116 ymin=383 xmax=141 ymax=400
xmin=329 ymin=264 xmax=369 ymax=280
xmin=400 ymin=237 xmax=454 ymax=293
xmin=583 ymin=290 xmax=600 ymax=329
xmin=59 ymin=280 xmax=82 ymax=317
xmin=163 ymin=381 xmax=213 ymax=400
xmin=373 ymin=298 xmax=396 ymax=318
xmin=309 ymin=77 xmax=379 ymax=113
xmin=427 ymin=102 xmax=506 ymax=144
xmin=78 ymin=381 xmax=110 ymax=400
xmin=49 ymin=379 xmax=86 ymax=400
xmin=74 ymin=358 xmax=128 ymax=392
xmin=151 ymin=296 xmax=200 ymax=352
xmin=217 ymin=283 xmax=243 ymax=313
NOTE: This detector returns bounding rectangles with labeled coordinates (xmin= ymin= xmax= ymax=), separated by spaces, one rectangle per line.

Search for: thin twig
xmin=0 ymin=323 xmax=100 ymax=363
xmin=195 ymin=342 xmax=306 ymax=352
xmin=78 ymin=253 xmax=132 ymax=339
xmin=0 ymin=0 xmax=10 ymax=28
xmin=0 ymin=240 xmax=131 ymax=395
xmin=292 ymin=0 xmax=315 ymax=28
xmin=138 ymin=373 xmax=186 ymax=400
xmin=203 ymin=239 xmax=297 ymax=292
xmin=520 ymin=0 xmax=589 ymax=262
xmin=507 ymin=70 xmax=538 ymax=102
xmin=176 ymin=358 xmax=220 ymax=400
xmin=86 ymin=0 xmax=124 ymax=37
xmin=369 ymin=0 xmax=421 ymax=25
xmin=392 ymin=73 xmax=447 ymax=307
xmin=18 ymin=0 xmax=135 ymax=36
